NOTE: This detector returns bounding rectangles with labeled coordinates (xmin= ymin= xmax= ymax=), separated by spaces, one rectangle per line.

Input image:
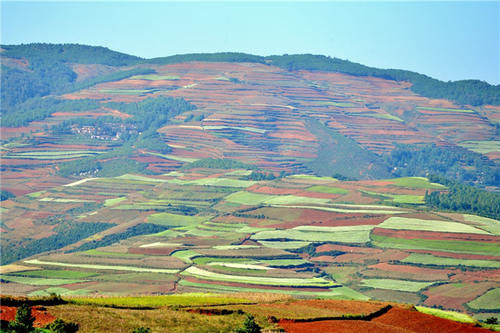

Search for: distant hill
xmin=2 ymin=44 xmax=499 ymax=110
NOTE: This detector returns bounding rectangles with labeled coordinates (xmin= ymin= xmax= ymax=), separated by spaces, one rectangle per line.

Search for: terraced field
xmin=1 ymin=57 xmax=499 ymax=325
xmin=1 ymin=168 xmax=498 ymax=323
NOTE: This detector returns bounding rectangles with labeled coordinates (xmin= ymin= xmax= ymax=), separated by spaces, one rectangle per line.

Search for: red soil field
xmin=0 ymin=305 xmax=56 ymax=328
xmin=279 ymin=319 xmax=410 ymax=333
xmin=316 ymin=244 xmax=383 ymax=254
xmin=368 ymin=262 xmax=453 ymax=277
xmin=372 ymin=307 xmax=490 ymax=333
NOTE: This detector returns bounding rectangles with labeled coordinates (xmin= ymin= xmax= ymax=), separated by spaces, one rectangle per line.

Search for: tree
xmin=8 ymin=304 xmax=35 ymax=333
xmin=235 ymin=314 xmax=261 ymax=333
xmin=485 ymin=317 xmax=498 ymax=325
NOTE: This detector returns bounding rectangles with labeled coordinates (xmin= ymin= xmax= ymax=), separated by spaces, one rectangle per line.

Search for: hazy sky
xmin=1 ymin=1 xmax=499 ymax=84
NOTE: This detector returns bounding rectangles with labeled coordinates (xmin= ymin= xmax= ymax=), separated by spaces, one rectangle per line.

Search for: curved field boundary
xmin=182 ymin=266 xmax=336 ymax=287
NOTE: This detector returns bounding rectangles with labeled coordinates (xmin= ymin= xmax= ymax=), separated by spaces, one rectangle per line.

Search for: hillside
xmin=1 ymin=44 xmax=499 ymax=326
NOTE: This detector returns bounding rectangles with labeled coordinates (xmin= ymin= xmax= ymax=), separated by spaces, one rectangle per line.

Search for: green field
xmin=71 ymin=293 xmax=252 ymax=308
xmin=378 ymin=217 xmax=488 ymax=234
xmin=178 ymin=280 xmax=369 ymax=300
xmin=415 ymin=306 xmax=477 ymax=323
xmin=252 ymin=225 xmax=374 ymax=243
xmin=458 ymin=140 xmax=500 ymax=154
xmin=361 ymin=190 xmax=424 ymax=204
xmin=371 ymin=234 xmax=500 ymax=256
xmin=463 ymin=214 xmax=500 ymax=235
xmin=224 ymin=191 xmax=275 ymax=205
xmin=182 ymin=266 xmax=336 ymax=287
xmin=104 ymin=197 xmax=127 ymax=207
xmin=10 ymin=269 xmax=97 ymax=279
xmin=203 ymin=125 xmax=267 ymax=134
xmin=416 ymin=106 xmax=474 ymax=113
xmin=39 ymin=197 xmax=94 ymax=203
xmin=387 ymin=177 xmax=446 ymax=189
xmin=148 ymin=212 xmax=207 ymax=227
xmin=5 ymin=150 xmax=103 ymax=160
xmin=24 ymin=259 xmax=180 ymax=273
xmin=467 ymin=288 xmax=500 ymax=310
xmin=171 ymin=250 xmax=201 ymax=264
xmin=257 ymin=240 xmax=311 ymax=249
xmin=360 ymin=278 xmax=436 ymax=292
xmin=401 ymin=253 xmax=500 ymax=268
xmin=171 ymin=178 xmax=256 ymax=188
xmin=288 ymin=175 xmax=338 ymax=182
xmin=0 ymin=275 xmax=87 ymax=286
xmin=270 ymin=204 xmax=405 ymax=215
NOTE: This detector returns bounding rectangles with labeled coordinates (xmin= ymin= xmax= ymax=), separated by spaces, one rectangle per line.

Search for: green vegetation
xmin=225 ymin=192 xmax=275 ymax=205
xmin=266 ymin=54 xmax=500 ymax=106
xmin=360 ymin=279 xmax=436 ymax=292
xmin=181 ymin=158 xmax=257 ymax=170
xmin=401 ymin=253 xmax=500 ymax=268
xmin=24 ymin=259 xmax=179 ymax=274
xmin=416 ymin=106 xmax=474 ymax=113
xmin=179 ymin=280 xmax=369 ymax=299
xmin=10 ymin=269 xmax=97 ymax=279
xmin=463 ymin=214 xmax=500 ymax=235
xmin=235 ymin=314 xmax=261 ymax=333
xmin=7 ymin=303 xmax=35 ymax=333
xmin=2 ymin=98 xmax=100 ymax=127
xmin=182 ymin=266 xmax=336 ymax=287
xmin=57 ymin=96 xmax=195 ymax=177
xmin=0 ymin=275 xmax=87 ymax=286
xmin=305 ymin=119 xmax=391 ymax=179
xmin=378 ymin=217 xmax=488 ymax=234
xmin=148 ymin=212 xmax=207 ymax=227
xmin=388 ymin=177 xmax=446 ymax=189
xmin=371 ymin=234 xmax=500 ymax=256
xmin=252 ymin=225 xmax=374 ymax=244
xmin=0 ymin=190 xmax=15 ymax=201
xmin=467 ymin=288 xmax=500 ymax=310
xmin=425 ymin=179 xmax=500 ymax=220
xmin=69 ymin=223 xmax=169 ymax=253
xmin=415 ymin=306 xmax=476 ymax=324
xmin=71 ymin=293 xmax=252 ymax=308
xmin=46 ymin=319 xmax=79 ymax=333
xmin=1 ymin=222 xmax=114 ymax=265
xmin=387 ymin=144 xmax=498 ymax=187
xmin=458 ymin=141 xmax=500 ymax=154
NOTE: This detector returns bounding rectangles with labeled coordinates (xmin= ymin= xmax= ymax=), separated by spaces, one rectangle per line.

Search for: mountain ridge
xmin=2 ymin=43 xmax=499 ymax=108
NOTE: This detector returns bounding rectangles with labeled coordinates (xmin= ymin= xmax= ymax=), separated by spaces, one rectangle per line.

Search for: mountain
xmin=0 ymin=44 xmax=499 ymax=324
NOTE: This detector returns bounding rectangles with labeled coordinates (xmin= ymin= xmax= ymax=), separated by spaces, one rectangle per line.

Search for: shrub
xmin=46 ymin=319 xmax=79 ymax=333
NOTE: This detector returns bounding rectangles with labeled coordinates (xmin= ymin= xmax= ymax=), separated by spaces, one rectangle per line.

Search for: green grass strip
xmin=401 ymin=253 xmax=500 ymax=268
xmin=371 ymin=234 xmax=500 ymax=256
xmin=360 ymin=278 xmax=436 ymax=292
xmin=416 ymin=306 xmax=476 ymax=324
